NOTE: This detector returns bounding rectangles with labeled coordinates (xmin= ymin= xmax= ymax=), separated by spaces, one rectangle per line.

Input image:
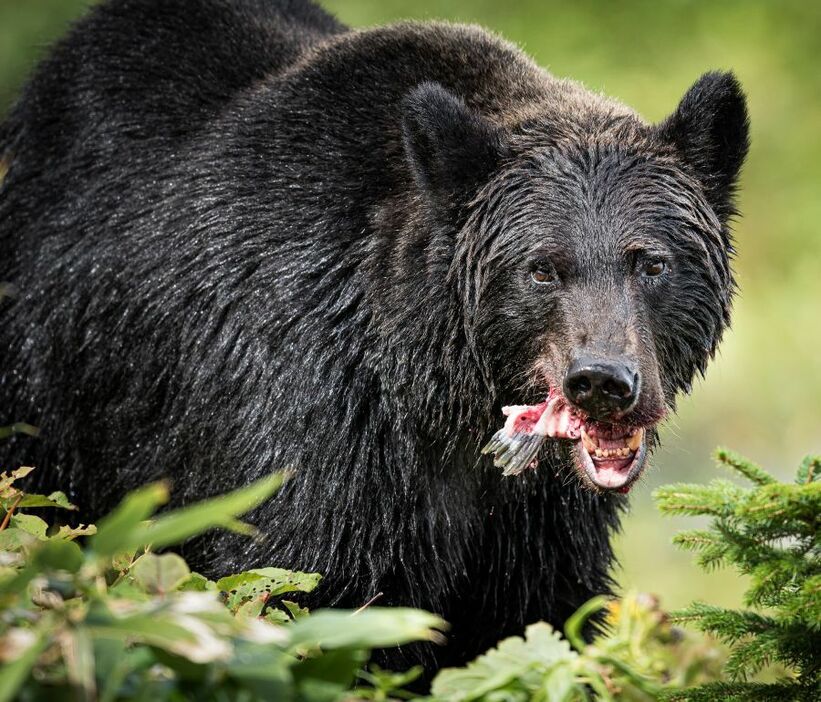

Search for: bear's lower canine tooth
xmin=627 ymin=428 xmax=644 ymax=452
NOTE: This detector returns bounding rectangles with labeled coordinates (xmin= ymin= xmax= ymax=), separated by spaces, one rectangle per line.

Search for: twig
xmin=0 ymin=494 xmax=23 ymax=531
xmin=352 ymin=592 xmax=383 ymax=616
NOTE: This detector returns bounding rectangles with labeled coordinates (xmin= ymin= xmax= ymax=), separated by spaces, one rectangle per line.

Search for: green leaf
xmin=130 ymin=553 xmax=192 ymax=594
xmin=90 ymin=482 xmax=170 ymax=557
xmin=223 ymin=639 xmax=293 ymax=699
xmin=282 ymin=600 xmax=310 ymax=621
xmin=86 ymin=598 xmax=233 ymax=664
xmin=0 ymin=629 xmax=48 ymax=702
xmin=0 ymin=423 xmax=39 ymax=441
xmin=289 ymin=608 xmax=447 ymax=651
xmin=178 ymin=572 xmax=216 ymax=592
xmin=293 ymin=648 xmax=367 ymax=702
xmin=0 ymin=527 xmax=39 ymax=553
xmin=98 ymin=472 xmax=285 ymax=555
xmin=217 ymin=567 xmax=321 ymax=614
xmin=431 ymin=622 xmax=579 ymax=701
xmin=33 ymin=538 xmax=84 ymax=573
xmin=17 ymin=490 xmax=77 ymax=511
xmin=0 ymin=467 xmax=35 ymax=508
xmin=53 ymin=523 xmax=97 ymax=541
xmin=9 ymin=513 xmax=48 ymax=539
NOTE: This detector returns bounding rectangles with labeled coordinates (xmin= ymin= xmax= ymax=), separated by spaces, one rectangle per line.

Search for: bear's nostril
xmin=602 ymin=377 xmax=631 ymax=398
xmin=568 ymin=376 xmax=592 ymax=396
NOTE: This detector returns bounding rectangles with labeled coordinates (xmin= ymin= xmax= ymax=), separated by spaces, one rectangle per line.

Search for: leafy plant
xmin=2 ymin=447 xmax=817 ymax=701
xmin=655 ymin=449 xmax=821 ymax=701
xmin=426 ymin=591 xmax=722 ymax=702
xmin=0 ymin=467 xmax=446 ymax=702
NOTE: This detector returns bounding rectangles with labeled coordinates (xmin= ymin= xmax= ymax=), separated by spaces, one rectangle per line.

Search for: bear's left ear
xmin=659 ymin=71 xmax=750 ymax=220
xmin=402 ymin=82 xmax=507 ymax=217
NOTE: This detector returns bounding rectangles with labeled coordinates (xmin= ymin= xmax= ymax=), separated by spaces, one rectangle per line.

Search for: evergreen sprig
xmin=655 ymin=449 xmax=821 ymax=701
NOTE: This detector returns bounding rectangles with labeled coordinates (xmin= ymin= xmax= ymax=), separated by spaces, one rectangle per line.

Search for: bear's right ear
xmin=402 ymin=82 xmax=506 ymax=216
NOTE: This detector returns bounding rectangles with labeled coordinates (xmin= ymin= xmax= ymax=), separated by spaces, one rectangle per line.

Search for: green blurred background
xmin=1 ymin=0 xmax=819 ymax=611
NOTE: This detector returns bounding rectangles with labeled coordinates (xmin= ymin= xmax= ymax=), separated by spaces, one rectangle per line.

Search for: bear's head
xmin=401 ymin=72 xmax=749 ymax=491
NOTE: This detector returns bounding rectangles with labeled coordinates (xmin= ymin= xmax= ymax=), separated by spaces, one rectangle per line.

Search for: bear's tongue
xmin=482 ymin=394 xmax=644 ymax=490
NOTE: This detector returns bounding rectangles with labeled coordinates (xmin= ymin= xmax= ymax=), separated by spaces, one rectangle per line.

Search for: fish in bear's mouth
xmin=481 ymin=388 xmax=653 ymax=492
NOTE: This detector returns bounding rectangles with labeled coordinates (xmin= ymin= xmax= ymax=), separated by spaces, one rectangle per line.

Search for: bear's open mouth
xmin=481 ymin=390 xmax=652 ymax=492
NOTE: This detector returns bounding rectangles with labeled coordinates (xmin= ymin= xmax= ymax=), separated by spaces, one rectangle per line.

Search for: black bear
xmin=0 ymin=0 xmax=748 ymax=672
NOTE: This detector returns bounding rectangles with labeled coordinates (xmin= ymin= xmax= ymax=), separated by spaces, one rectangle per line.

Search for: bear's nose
xmin=563 ymin=356 xmax=639 ymax=419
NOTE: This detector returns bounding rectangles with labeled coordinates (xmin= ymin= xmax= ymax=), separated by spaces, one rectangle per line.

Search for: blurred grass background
xmin=1 ymin=0 xmax=819 ymax=611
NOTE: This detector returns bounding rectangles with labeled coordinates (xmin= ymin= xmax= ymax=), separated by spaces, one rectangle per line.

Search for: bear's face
xmin=403 ymin=73 xmax=749 ymax=490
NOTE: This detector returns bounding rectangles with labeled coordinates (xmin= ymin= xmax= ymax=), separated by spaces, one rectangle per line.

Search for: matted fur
xmin=0 ymin=0 xmax=748 ymax=673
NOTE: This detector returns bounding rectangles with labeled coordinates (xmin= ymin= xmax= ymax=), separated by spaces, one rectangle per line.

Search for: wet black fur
xmin=0 ymin=0 xmax=748 ymax=673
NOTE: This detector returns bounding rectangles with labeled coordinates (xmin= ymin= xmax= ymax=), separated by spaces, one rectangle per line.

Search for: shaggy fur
xmin=0 ymin=0 xmax=748 ymax=672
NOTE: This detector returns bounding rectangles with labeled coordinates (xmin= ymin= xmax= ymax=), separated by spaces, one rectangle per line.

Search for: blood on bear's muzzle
xmin=481 ymin=387 xmax=658 ymax=492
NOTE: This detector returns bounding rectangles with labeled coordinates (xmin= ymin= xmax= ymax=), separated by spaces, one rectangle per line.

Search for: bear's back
xmin=0 ymin=0 xmax=345 ymax=274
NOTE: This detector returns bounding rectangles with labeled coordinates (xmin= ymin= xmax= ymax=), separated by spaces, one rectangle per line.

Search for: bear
xmin=0 ymin=0 xmax=748 ymax=674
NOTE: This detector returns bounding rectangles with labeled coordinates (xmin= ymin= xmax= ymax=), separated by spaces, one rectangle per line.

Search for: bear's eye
xmin=531 ymin=267 xmax=557 ymax=285
xmin=639 ymin=259 xmax=668 ymax=279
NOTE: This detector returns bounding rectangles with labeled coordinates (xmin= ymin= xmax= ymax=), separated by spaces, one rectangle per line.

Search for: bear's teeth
xmin=580 ymin=426 xmax=598 ymax=453
xmin=627 ymin=428 xmax=644 ymax=452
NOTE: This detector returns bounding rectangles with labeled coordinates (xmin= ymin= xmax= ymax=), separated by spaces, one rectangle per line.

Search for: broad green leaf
xmin=104 ymin=472 xmax=285 ymax=554
xmin=54 ymin=523 xmax=97 ymax=541
xmin=540 ymin=666 xmax=577 ymax=702
xmin=0 ymin=527 xmax=39 ymax=553
xmin=17 ymin=490 xmax=77 ymax=510
xmin=91 ymin=482 xmax=170 ymax=557
xmin=0 ymin=629 xmax=48 ymax=702
xmin=431 ymin=623 xmax=578 ymax=701
xmin=215 ymin=570 xmax=266 ymax=593
xmin=236 ymin=597 xmax=267 ymax=619
xmin=282 ymin=600 xmax=310 ymax=621
xmin=178 ymin=572 xmax=216 ymax=592
xmin=9 ymin=513 xmax=48 ymax=539
xmin=289 ymin=608 xmax=447 ymax=651
xmin=292 ymin=648 xmax=367 ymax=702
xmin=87 ymin=598 xmax=233 ymax=664
xmin=264 ymin=608 xmax=292 ymax=625
xmin=217 ymin=567 xmax=321 ymax=614
xmin=33 ymin=538 xmax=84 ymax=573
xmin=223 ymin=639 xmax=293 ymax=699
xmin=0 ymin=466 xmax=34 ymax=509
xmin=130 ymin=553 xmax=191 ymax=594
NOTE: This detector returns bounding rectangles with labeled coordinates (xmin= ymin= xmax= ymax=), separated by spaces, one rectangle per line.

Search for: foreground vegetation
xmin=0 ymin=446 xmax=817 ymax=700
